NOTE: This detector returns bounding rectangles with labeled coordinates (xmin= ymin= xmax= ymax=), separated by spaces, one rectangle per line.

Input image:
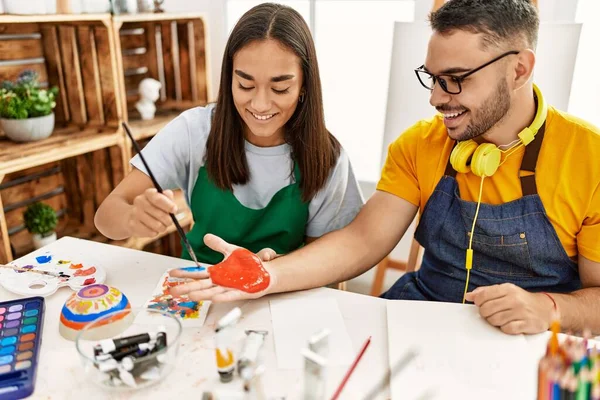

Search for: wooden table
xmin=0 ymin=237 xmax=391 ymax=400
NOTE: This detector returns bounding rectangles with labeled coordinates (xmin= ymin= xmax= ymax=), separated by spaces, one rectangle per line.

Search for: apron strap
xmin=444 ymin=150 xmax=457 ymax=178
xmin=519 ymin=121 xmax=545 ymax=196
xmin=443 ymin=121 xmax=547 ymax=196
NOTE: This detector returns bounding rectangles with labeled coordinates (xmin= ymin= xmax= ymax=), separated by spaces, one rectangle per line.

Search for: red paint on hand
xmin=209 ymin=249 xmax=270 ymax=293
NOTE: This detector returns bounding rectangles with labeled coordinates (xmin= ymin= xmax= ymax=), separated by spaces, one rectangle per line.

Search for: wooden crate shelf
xmin=114 ymin=13 xmax=209 ymax=124
xmin=0 ymin=12 xmax=209 ymax=264
xmin=0 ymin=126 xmax=121 ymax=176
xmin=127 ymin=110 xmax=180 ymax=141
xmin=0 ymin=14 xmax=112 ymax=24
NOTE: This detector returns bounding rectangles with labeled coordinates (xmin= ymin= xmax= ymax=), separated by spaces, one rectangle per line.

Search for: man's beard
xmin=458 ymin=78 xmax=511 ymax=141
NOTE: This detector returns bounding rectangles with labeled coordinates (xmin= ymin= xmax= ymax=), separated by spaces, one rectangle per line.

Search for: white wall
xmin=569 ymin=0 xmax=600 ymax=127
xmin=163 ymin=0 xmax=227 ymax=101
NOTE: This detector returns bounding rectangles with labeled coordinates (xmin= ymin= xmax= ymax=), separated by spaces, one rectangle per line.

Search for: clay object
xmin=60 ymin=284 xmax=133 ymax=341
xmin=209 ymin=249 xmax=270 ymax=293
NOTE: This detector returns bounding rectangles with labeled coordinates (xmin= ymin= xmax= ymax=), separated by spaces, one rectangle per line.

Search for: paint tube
xmin=302 ymin=348 xmax=327 ymax=400
xmin=215 ymin=307 xmax=242 ymax=383
xmin=244 ymin=364 xmax=267 ymax=400
xmin=237 ymin=330 xmax=268 ymax=381
xmin=96 ymin=329 xmax=166 ymax=354
xmin=308 ymin=328 xmax=330 ymax=358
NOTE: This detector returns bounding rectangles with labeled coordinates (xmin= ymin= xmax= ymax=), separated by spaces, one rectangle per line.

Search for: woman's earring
xmin=299 ymin=93 xmax=305 ymax=103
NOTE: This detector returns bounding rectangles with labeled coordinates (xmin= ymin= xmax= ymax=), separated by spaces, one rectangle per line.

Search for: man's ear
xmin=513 ymin=49 xmax=535 ymax=90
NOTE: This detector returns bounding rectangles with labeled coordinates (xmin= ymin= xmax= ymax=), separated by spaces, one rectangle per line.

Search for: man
xmin=171 ymin=0 xmax=600 ymax=335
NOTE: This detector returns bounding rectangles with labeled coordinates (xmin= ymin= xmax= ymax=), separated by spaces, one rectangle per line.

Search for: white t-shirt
xmin=131 ymin=104 xmax=364 ymax=237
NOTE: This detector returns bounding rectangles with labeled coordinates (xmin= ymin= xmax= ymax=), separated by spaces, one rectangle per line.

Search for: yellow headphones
xmin=449 ymin=83 xmax=547 ymax=177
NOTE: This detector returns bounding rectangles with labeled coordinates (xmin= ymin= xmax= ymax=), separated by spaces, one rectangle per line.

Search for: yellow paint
xmin=216 ymin=348 xmax=234 ymax=369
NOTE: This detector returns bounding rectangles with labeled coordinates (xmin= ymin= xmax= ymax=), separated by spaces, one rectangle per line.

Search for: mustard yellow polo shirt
xmin=377 ymin=106 xmax=600 ymax=262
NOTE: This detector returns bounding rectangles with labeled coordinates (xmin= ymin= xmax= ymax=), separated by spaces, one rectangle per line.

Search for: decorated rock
xmin=59 ymin=284 xmax=132 ymax=341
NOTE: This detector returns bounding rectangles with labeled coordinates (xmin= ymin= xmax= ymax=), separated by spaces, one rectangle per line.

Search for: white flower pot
xmin=32 ymin=232 xmax=57 ymax=249
xmin=1 ymin=113 xmax=55 ymax=142
xmin=4 ymin=0 xmax=47 ymax=14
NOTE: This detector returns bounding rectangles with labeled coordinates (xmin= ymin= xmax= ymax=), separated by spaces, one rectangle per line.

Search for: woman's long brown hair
xmin=205 ymin=3 xmax=341 ymax=202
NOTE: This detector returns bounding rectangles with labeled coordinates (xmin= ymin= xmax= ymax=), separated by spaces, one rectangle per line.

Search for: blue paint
xmin=35 ymin=255 xmax=52 ymax=264
xmin=21 ymin=325 xmax=36 ymax=334
xmin=23 ymin=310 xmax=38 ymax=317
xmin=0 ymin=346 xmax=15 ymax=356
xmin=179 ymin=266 xmax=205 ymax=272
xmin=1 ymin=337 xmax=17 ymax=346
xmin=0 ymin=355 xmax=14 ymax=365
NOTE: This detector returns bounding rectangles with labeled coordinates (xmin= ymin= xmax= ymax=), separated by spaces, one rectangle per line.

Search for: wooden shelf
xmin=0 ymin=125 xmax=121 ymax=176
xmin=113 ymin=12 xmax=207 ymax=23
xmin=126 ymin=111 xmax=180 ymax=141
xmin=0 ymin=13 xmax=112 ymax=24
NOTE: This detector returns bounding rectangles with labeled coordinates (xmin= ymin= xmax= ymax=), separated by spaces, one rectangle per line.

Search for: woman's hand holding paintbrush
xmin=126 ymin=188 xmax=179 ymax=238
xmin=122 ymin=122 xmax=202 ymax=268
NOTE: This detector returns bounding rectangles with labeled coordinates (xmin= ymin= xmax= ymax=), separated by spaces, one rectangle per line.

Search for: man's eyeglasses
xmin=414 ymin=51 xmax=519 ymax=95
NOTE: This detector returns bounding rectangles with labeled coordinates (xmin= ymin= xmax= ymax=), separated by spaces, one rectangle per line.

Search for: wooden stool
xmin=370 ymin=238 xmax=422 ymax=297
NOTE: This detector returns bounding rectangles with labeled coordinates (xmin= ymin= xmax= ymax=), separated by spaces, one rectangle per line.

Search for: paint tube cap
xmin=217 ymin=307 xmax=242 ymax=330
xmin=98 ymin=358 xmax=119 ymax=372
xmin=99 ymin=339 xmax=117 ymax=354
xmin=218 ymin=369 xmax=234 ymax=383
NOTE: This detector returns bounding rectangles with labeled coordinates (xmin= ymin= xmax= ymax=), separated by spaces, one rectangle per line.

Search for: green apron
xmin=181 ymin=164 xmax=310 ymax=264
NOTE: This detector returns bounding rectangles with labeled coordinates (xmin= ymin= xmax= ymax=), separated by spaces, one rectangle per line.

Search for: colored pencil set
xmin=537 ymin=321 xmax=600 ymax=400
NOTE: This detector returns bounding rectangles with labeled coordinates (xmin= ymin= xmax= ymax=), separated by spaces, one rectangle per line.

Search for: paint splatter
xmin=146 ymin=274 xmax=203 ymax=319
xmin=179 ymin=266 xmax=206 ymax=272
xmin=69 ymin=263 xmax=83 ymax=270
xmin=57 ymin=260 xmax=70 ymax=265
xmin=83 ymin=278 xmax=96 ymax=286
xmin=36 ymin=255 xmax=52 ymax=264
xmin=147 ymin=296 xmax=202 ymax=319
xmin=74 ymin=267 xmax=96 ymax=277
xmin=16 ymin=265 xmax=34 ymax=274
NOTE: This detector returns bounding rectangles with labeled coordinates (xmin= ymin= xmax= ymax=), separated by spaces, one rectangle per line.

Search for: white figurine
xmin=136 ymin=78 xmax=162 ymax=120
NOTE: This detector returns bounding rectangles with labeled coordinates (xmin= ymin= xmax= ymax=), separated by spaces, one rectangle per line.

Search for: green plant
xmin=23 ymin=202 xmax=58 ymax=237
xmin=0 ymin=70 xmax=58 ymax=120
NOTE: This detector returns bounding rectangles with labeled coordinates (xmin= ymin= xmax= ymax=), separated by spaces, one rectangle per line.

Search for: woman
xmin=95 ymin=3 xmax=363 ymax=264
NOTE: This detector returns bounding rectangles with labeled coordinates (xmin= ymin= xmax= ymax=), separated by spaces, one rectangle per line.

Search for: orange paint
xmin=69 ymin=263 xmax=83 ymax=269
xmin=74 ymin=267 xmax=96 ymax=276
xmin=209 ymin=249 xmax=270 ymax=293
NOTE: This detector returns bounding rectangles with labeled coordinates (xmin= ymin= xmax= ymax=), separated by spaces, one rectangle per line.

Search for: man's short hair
xmin=429 ymin=0 xmax=539 ymax=50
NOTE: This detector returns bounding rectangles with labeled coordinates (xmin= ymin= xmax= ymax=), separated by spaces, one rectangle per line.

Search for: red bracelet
xmin=541 ymin=292 xmax=557 ymax=311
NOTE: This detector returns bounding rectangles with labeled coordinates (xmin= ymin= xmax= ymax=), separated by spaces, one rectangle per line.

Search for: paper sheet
xmin=387 ymin=301 xmax=539 ymax=400
xmin=269 ymin=297 xmax=353 ymax=370
xmin=140 ymin=270 xmax=210 ymax=327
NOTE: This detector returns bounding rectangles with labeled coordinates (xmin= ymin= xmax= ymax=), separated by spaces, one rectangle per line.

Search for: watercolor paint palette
xmin=0 ymin=252 xmax=106 ymax=297
xmin=0 ymin=297 xmax=45 ymax=399
xmin=139 ymin=267 xmax=210 ymax=328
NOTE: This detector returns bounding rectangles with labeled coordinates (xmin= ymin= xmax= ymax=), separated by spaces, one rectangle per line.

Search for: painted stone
xmin=59 ymin=284 xmax=132 ymax=341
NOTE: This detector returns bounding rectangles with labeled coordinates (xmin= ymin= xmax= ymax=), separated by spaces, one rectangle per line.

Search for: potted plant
xmin=0 ymin=70 xmax=59 ymax=142
xmin=23 ymin=202 xmax=58 ymax=249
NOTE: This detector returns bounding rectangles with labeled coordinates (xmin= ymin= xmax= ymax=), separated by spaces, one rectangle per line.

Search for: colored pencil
xmin=122 ymin=122 xmax=201 ymax=268
xmin=330 ymin=336 xmax=371 ymax=400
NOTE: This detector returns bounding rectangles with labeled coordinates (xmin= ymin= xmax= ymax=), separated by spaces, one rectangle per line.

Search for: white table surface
xmin=0 ymin=237 xmax=392 ymax=400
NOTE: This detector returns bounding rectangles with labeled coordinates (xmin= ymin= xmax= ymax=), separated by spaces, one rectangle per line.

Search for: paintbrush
xmin=0 ymin=263 xmax=63 ymax=277
xmin=122 ymin=122 xmax=202 ymax=268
